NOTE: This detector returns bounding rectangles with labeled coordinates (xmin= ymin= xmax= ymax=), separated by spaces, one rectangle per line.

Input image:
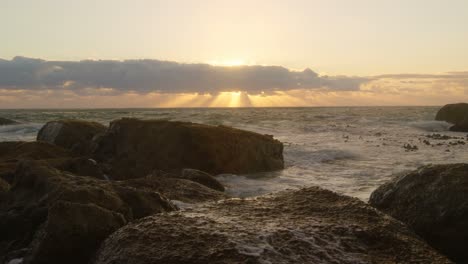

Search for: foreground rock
xmin=435 ymin=103 xmax=468 ymax=132
xmin=93 ymin=118 xmax=284 ymax=179
xmin=37 ymin=119 xmax=106 ymax=155
xmin=0 ymin=117 xmax=19 ymax=125
xmin=0 ymin=161 xmax=175 ymax=264
xmin=94 ymin=187 xmax=450 ymax=264
xmin=370 ymin=164 xmax=468 ymax=263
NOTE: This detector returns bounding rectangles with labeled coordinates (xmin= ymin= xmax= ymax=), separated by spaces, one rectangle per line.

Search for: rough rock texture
xmin=0 ymin=161 xmax=176 ymax=264
xmin=0 ymin=141 xmax=72 ymax=162
xmin=369 ymin=163 xmax=468 ymax=263
xmin=93 ymin=118 xmax=284 ymax=179
xmin=37 ymin=119 xmax=106 ymax=155
xmin=0 ymin=141 xmax=107 ymax=183
xmin=123 ymin=173 xmax=227 ymax=203
xmin=94 ymin=187 xmax=450 ymax=264
xmin=435 ymin=103 xmax=468 ymax=132
xmin=0 ymin=117 xmax=19 ymax=125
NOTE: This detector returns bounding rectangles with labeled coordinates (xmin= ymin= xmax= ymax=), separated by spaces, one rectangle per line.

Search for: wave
xmin=408 ymin=120 xmax=451 ymax=132
xmin=0 ymin=123 xmax=42 ymax=141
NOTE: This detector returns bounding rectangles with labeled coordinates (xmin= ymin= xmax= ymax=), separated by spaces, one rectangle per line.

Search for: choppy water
xmin=1 ymin=107 xmax=467 ymax=201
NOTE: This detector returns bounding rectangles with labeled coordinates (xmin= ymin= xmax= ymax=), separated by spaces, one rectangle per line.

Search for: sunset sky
xmin=1 ymin=0 xmax=468 ymax=108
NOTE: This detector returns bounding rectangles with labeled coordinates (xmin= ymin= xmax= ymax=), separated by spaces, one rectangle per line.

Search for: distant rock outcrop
xmin=370 ymin=164 xmax=468 ymax=263
xmin=0 ymin=161 xmax=176 ymax=264
xmin=435 ymin=103 xmax=468 ymax=132
xmin=37 ymin=120 xmax=106 ymax=155
xmin=92 ymin=118 xmax=284 ymax=180
xmin=0 ymin=117 xmax=19 ymax=125
xmin=94 ymin=187 xmax=450 ymax=264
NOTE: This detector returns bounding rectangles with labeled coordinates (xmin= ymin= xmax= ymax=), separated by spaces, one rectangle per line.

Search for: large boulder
xmin=0 ymin=161 xmax=176 ymax=264
xmin=369 ymin=164 xmax=468 ymax=263
xmin=94 ymin=187 xmax=450 ymax=264
xmin=435 ymin=103 xmax=468 ymax=132
xmin=0 ymin=117 xmax=19 ymax=125
xmin=37 ymin=120 xmax=106 ymax=155
xmin=93 ymin=118 xmax=284 ymax=180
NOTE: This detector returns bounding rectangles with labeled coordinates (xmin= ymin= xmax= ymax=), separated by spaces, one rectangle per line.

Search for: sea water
xmin=1 ymin=106 xmax=467 ymax=201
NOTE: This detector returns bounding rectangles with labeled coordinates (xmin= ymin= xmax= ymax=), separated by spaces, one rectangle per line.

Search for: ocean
xmin=1 ymin=106 xmax=467 ymax=201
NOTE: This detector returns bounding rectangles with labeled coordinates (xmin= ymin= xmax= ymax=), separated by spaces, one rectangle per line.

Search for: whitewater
xmin=1 ymin=106 xmax=467 ymax=201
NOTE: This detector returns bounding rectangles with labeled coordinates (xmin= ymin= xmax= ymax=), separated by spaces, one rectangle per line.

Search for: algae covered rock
xmin=93 ymin=118 xmax=284 ymax=180
xmin=94 ymin=187 xmax=450 ymax=264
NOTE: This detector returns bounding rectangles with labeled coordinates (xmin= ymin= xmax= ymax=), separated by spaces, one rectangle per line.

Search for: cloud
xmin=0 ymin=56 xmax=368 ymax=94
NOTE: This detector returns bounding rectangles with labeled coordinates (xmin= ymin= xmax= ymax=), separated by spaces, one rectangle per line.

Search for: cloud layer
xmin=0 ymin=57 xmax=367 ymax=94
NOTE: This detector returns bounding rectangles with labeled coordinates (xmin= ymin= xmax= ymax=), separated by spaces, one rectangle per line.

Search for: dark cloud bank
xmin=0 ymin=56 xmax=368 ymax=94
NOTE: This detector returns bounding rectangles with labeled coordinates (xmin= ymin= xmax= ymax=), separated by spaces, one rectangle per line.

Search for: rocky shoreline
xmin=0 ymin=104 xmax=467 ymax=263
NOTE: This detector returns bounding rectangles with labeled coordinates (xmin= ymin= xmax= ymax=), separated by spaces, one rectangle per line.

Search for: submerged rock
xmin=93 ymin=118 xmax=284 ymax=179
xmin=94 ymin=187 xmax=450 ymax=264
xmin=369 ymin=164 xmax=468 ymax=263
xmin=0 ymin=118 xmax=19 ymax=126
xmin=435 ymin=103 xmax=468 ymax=132
xmin=37 ymin=120 xmax=106 ymax=155
xmin=0 ymin=161 xmax=175 ymax=264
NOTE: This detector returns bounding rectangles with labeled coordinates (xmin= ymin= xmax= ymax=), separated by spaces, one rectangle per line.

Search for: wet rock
xmin=369 ymin=164 xmax=468 ymax=263
xmin=25 ymin=201 xmax=126 ymax=264
xmin=123 ymin=172 xmax=227 ymax=203
xmin=0 ymin=141 xmax=72 ymax=163
xmin=0 ymin=142 xmax=106 ymax=182
xmin=0 ymin=161 xmax=176 ymax=264
xmin=435 ymin=103 xmax=468 ymax=132
xmin=177 ymin=169 xmax=225 ymax=192
xmin=94 ymin=187 xmax=450 ymax=264
xmin=93 ymin=118 xmax=284 ymax=180
xmin=37 ymin=120 xmax=106 ymax=155
xmin=0 ymin=118 xmax=19 ymax=126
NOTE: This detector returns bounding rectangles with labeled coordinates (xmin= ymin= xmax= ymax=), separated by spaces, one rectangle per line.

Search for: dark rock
xmin=0 ymin=141 xmax=72 ymax=163
xmin=0 ymin=141 xmax=107 ymax=183
xmin=177 ymin=168 xmax=225 ymax=192
xmin=93 ymin=118 xmax=284 ymax=180
xmin=94 ymin=187 xmax=450 ymax=264
xmin=0 ymin=117 xmax=19 ymax=126
xmin=0 ymin=178 xmax=9 ymax=200
xmin=0 ymin=161 xmax=175 ymax=264
xmin=369 ymin=164 xmax=468 ymax=263
xmin=25 ymin=201 xmax=126 ymax=264
xmin=123 ymin=172 xmax=227 ymax=203
xmin=37 ymin=120 xmax=106 ymax=155
xmin=435 ymin=103 xmax=468 ymax=132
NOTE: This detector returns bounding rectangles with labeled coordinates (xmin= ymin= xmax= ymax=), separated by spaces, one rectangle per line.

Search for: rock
xmin=25 ymin=201 xmax=126 ymax=264
xmin=94 ymin=187 xmax=450 ymax=264
xmin=0 ymin=178 xmax=9 ymax=200
xmin=0 ymin=141 xmax=72 ymax=162
xmin=435 ymin=103 xmax=468 ymax=132
xmin=369 ymin=164 xmax=468 ymax=263
xmin=123 ymin=172 xmax=227 ymax=203
xmin=37 ymin=120 xmax=106 ymax=155
xmin=93 ymin=118 xmax=284 ymax=180
xmin=177 ymin=169 xmax=225 ymax=192
xmin=449 ymin=116 xmax=468 ymax=132
xmin=0 ymin=118 xmax=19 ymax=125
xmin=0 ymin=142 xmax=106 ymax=183
xmin=0 ymin=161 xmax=176 ymax=264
